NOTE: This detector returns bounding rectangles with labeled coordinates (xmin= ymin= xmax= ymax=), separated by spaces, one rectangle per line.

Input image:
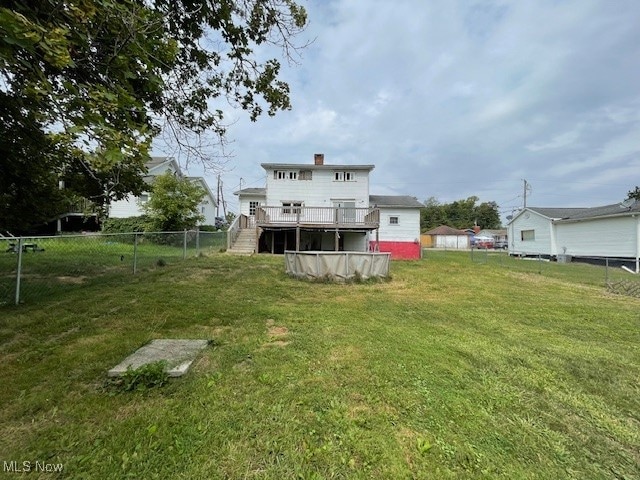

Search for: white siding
xmin=199 ymin=197 xmax=217 ymax=225
xmin=375 ymin=208 xmax=421 ymax=242
xmin=435 ymin=235 xmax=469 ymax=249
xmin=265 ymin=168 xmax=370 ymax=208
xmin=343 ymin=232 xmax=367 ymax=251
xmin=109 ymin=176 xmax=216 ymax=226
xmin=239 ymin=194 xmax=266 ymax=216
xmin=109 ymin=194 xmax=147 ymax=218
xmin=509 ymin=210 xmax=555 ymax=255
xmin=556 ymin=216 xmax=639 ymax=257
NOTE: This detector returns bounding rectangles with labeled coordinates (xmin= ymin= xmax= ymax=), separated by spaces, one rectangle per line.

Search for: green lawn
xmin=0 ymin=252 xmax=638 ymax=479
xmin=0 ymin=232 xmax=227 ymax=305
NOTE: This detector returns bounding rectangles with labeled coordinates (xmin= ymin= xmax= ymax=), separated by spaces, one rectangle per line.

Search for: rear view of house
xmin=230 ymin=154 xmax=422 ymax=259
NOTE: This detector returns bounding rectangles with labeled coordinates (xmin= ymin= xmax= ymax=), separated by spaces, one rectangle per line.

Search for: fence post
xmin=605 ymin=257 xmax=609 ymax=285
xmin=14 ymin=237 xmax=23 ymax=305
xmin=538 ymin=254 xmax=542 ymax=274
xmin=470 ymin=247 xmax=474 ymax=262
xmin=196 ymin=229 xmax=200 ymax=257
xmin=183 ymin=230 xmax=187 ymax=260
xmin=133 ymin=233 xmax=139 ymax=275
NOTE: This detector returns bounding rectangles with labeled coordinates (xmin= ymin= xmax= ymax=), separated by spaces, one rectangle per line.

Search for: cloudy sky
xmin=161 ymin=0 xmax=640 ymax=222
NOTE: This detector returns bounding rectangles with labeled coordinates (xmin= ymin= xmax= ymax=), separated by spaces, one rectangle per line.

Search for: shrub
xmin=102 ymin=216 xmax=148 ymax=234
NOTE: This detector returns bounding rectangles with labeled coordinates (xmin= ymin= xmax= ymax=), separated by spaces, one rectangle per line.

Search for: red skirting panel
xmin=370 ymin=241 xmax=421 ymax=259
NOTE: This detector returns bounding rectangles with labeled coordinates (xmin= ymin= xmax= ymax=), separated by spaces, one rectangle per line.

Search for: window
xmin=299 ymin=170 xmax=312 ymax=180
xmin=389 ymin=216 xmax=399 ymax=225
xmin=334 ymin=171 xmax=355 ymax=181
xmin=274 ymin=170 xmax=297 ymax=180
xmin=138 ymin=194 xmax=148 ymax=203
xmin=521 ymin=229 xmax=535 ymax=241
xmin=282 ymin=202 xmax=303 ymax=214
xmin=249 ymin=201 xmax=259 ymax=215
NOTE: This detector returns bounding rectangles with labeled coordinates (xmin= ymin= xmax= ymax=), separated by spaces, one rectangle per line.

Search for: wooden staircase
xmin=227 ymin=228 xmax=257 ymax=255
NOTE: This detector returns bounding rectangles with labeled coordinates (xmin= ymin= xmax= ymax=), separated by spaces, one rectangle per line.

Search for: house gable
xmin=109 ymin=157 xmax=217 ymax=225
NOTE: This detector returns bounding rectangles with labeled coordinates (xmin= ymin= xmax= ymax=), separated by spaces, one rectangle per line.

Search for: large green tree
xmin=420 ymin=196 xmax=501 ymax=232
xmin=0 ymin=0 xmax=306 ymax=232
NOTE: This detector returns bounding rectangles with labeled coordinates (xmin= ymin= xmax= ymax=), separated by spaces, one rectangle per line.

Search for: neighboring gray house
xmin=476 ymin=229 xmax=508 ymax=244
xmin=507 ymin=202 xmax=640 ymax=267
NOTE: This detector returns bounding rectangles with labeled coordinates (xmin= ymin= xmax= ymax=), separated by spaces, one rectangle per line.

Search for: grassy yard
xmin=0 ymin=232 xmax=227 ymax=305
xmin=0 ymin=252 xmax=638 ymax=479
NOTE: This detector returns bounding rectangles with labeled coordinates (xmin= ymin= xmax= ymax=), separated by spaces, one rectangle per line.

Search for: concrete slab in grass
xmin=108 ymin=339 xmax=210 ymax=378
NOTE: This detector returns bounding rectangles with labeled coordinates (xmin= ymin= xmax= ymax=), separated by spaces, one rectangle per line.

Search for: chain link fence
xmin=469 ymin=248 xmax=640 ymax=296
xmin=0 ymin=231 xmax=227 ymax=306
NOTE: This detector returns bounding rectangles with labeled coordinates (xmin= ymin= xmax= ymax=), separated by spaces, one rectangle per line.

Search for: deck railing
xmin=255 ymin=206 xmax=379 ymax=228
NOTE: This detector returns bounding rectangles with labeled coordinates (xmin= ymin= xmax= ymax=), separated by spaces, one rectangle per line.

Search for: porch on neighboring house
xmin=54 ymin=198 xmax=101 ymax=234
xmin=228 ymin=206 xmax=380 ymax=254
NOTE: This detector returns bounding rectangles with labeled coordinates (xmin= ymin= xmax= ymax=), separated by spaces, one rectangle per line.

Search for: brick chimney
xmin=314 ymin=153 xmax=324 ymax=165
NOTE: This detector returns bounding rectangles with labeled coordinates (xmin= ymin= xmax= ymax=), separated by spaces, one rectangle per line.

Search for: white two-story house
xmin=109 ymin=157 xmax=218 ymax=226
xmin=230 ymin=154 xmax=423 ymax=259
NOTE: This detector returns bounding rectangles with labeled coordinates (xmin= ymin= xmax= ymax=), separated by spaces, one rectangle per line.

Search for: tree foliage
xmin=627 ymin=186 xmax=640 ymax=201
xmin=421 ymin=196 xmax=501 ymax=232
xmin=0 ymin=0 xmax=307 ymax=232
xmin=143 ymin=173 xmax=205 ymax=232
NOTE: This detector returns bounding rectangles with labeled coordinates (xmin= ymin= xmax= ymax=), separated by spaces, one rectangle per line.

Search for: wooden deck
xmin=255 ymin=206 xmax=379 ymax=229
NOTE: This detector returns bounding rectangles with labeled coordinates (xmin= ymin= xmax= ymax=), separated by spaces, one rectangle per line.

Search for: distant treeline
xmin=421 ymin=196 xmax=501 ymax=232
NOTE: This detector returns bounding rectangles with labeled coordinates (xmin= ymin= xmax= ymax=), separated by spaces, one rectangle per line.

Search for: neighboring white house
xmin=507 ymin=202 xmax=640 ymax=267
xmin=232 ymin=154 xmax=423 ymax=258
xmin=109 ymin=157 xmax=218 ymax=226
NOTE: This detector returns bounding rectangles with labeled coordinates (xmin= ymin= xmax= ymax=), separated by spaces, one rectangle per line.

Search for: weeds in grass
xmin=107 ymin=361 xmax=169 ymax=393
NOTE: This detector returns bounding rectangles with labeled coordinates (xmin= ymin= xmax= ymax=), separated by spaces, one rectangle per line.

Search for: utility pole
xmin=220 ymin=180 xmax=227 ymax=217
xmin=523 ymin=179 xmax=531 ymax=208
xmin=216 ymin=174 xmax=221 ymax=216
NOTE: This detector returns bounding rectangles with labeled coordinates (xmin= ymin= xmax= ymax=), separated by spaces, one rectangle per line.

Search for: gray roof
xmin=369 ymin=195 xmax=423 ymax=208
xmin=146 ymin=157 xmax=173 ymax=169
xmin=235 ymin=187 xmax=266 ymax=196
xmin=527 ymin=207 xmax=588 ymax=219
xmin=261 ymin=163 xmax=375 ymax=171
xmin=557 ymin=201 xmax=640 ymax=221
xmin=525 ymin=202 xmax=640 ymax=222
xmin=424 ymin=225 xmax=467 ymax=235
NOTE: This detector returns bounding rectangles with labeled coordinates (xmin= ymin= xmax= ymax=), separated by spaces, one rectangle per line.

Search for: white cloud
xmin=171 ymin=0 xmax=640 ymax=215
xmin=526 ymin=128 xmax=582 ymax=152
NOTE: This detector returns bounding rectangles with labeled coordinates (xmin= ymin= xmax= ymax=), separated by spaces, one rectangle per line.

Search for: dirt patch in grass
xmin=268 ymin=326 xmax=289 ymax=338
xmin=44 ymin=326 xmax=80 ymax=345
xmin=233 ymin=358 xmax=254 ymax=372
xmin=179 ymin=269 xmax=218 ymax=283
xmin=262 ymin=339 xmax=290 ymax=348
xmin=192 ymin=353 xmax=216 ymax=372
xmin=56 ymin=275 xmax=87 ymax=284
xmin=328 ymin=345 xmax=362 ymax=363
xmin=262 ymin=320 xmax=290 ymax=348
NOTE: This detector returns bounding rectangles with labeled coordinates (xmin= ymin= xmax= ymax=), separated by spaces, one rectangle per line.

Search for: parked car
xmin=475 ymin=236 xmax=494 ymax=249
xmin=214 ymin=216 xmax=228 ymax=230
xmin=494 ymin=240 xmax=508 ymax=250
